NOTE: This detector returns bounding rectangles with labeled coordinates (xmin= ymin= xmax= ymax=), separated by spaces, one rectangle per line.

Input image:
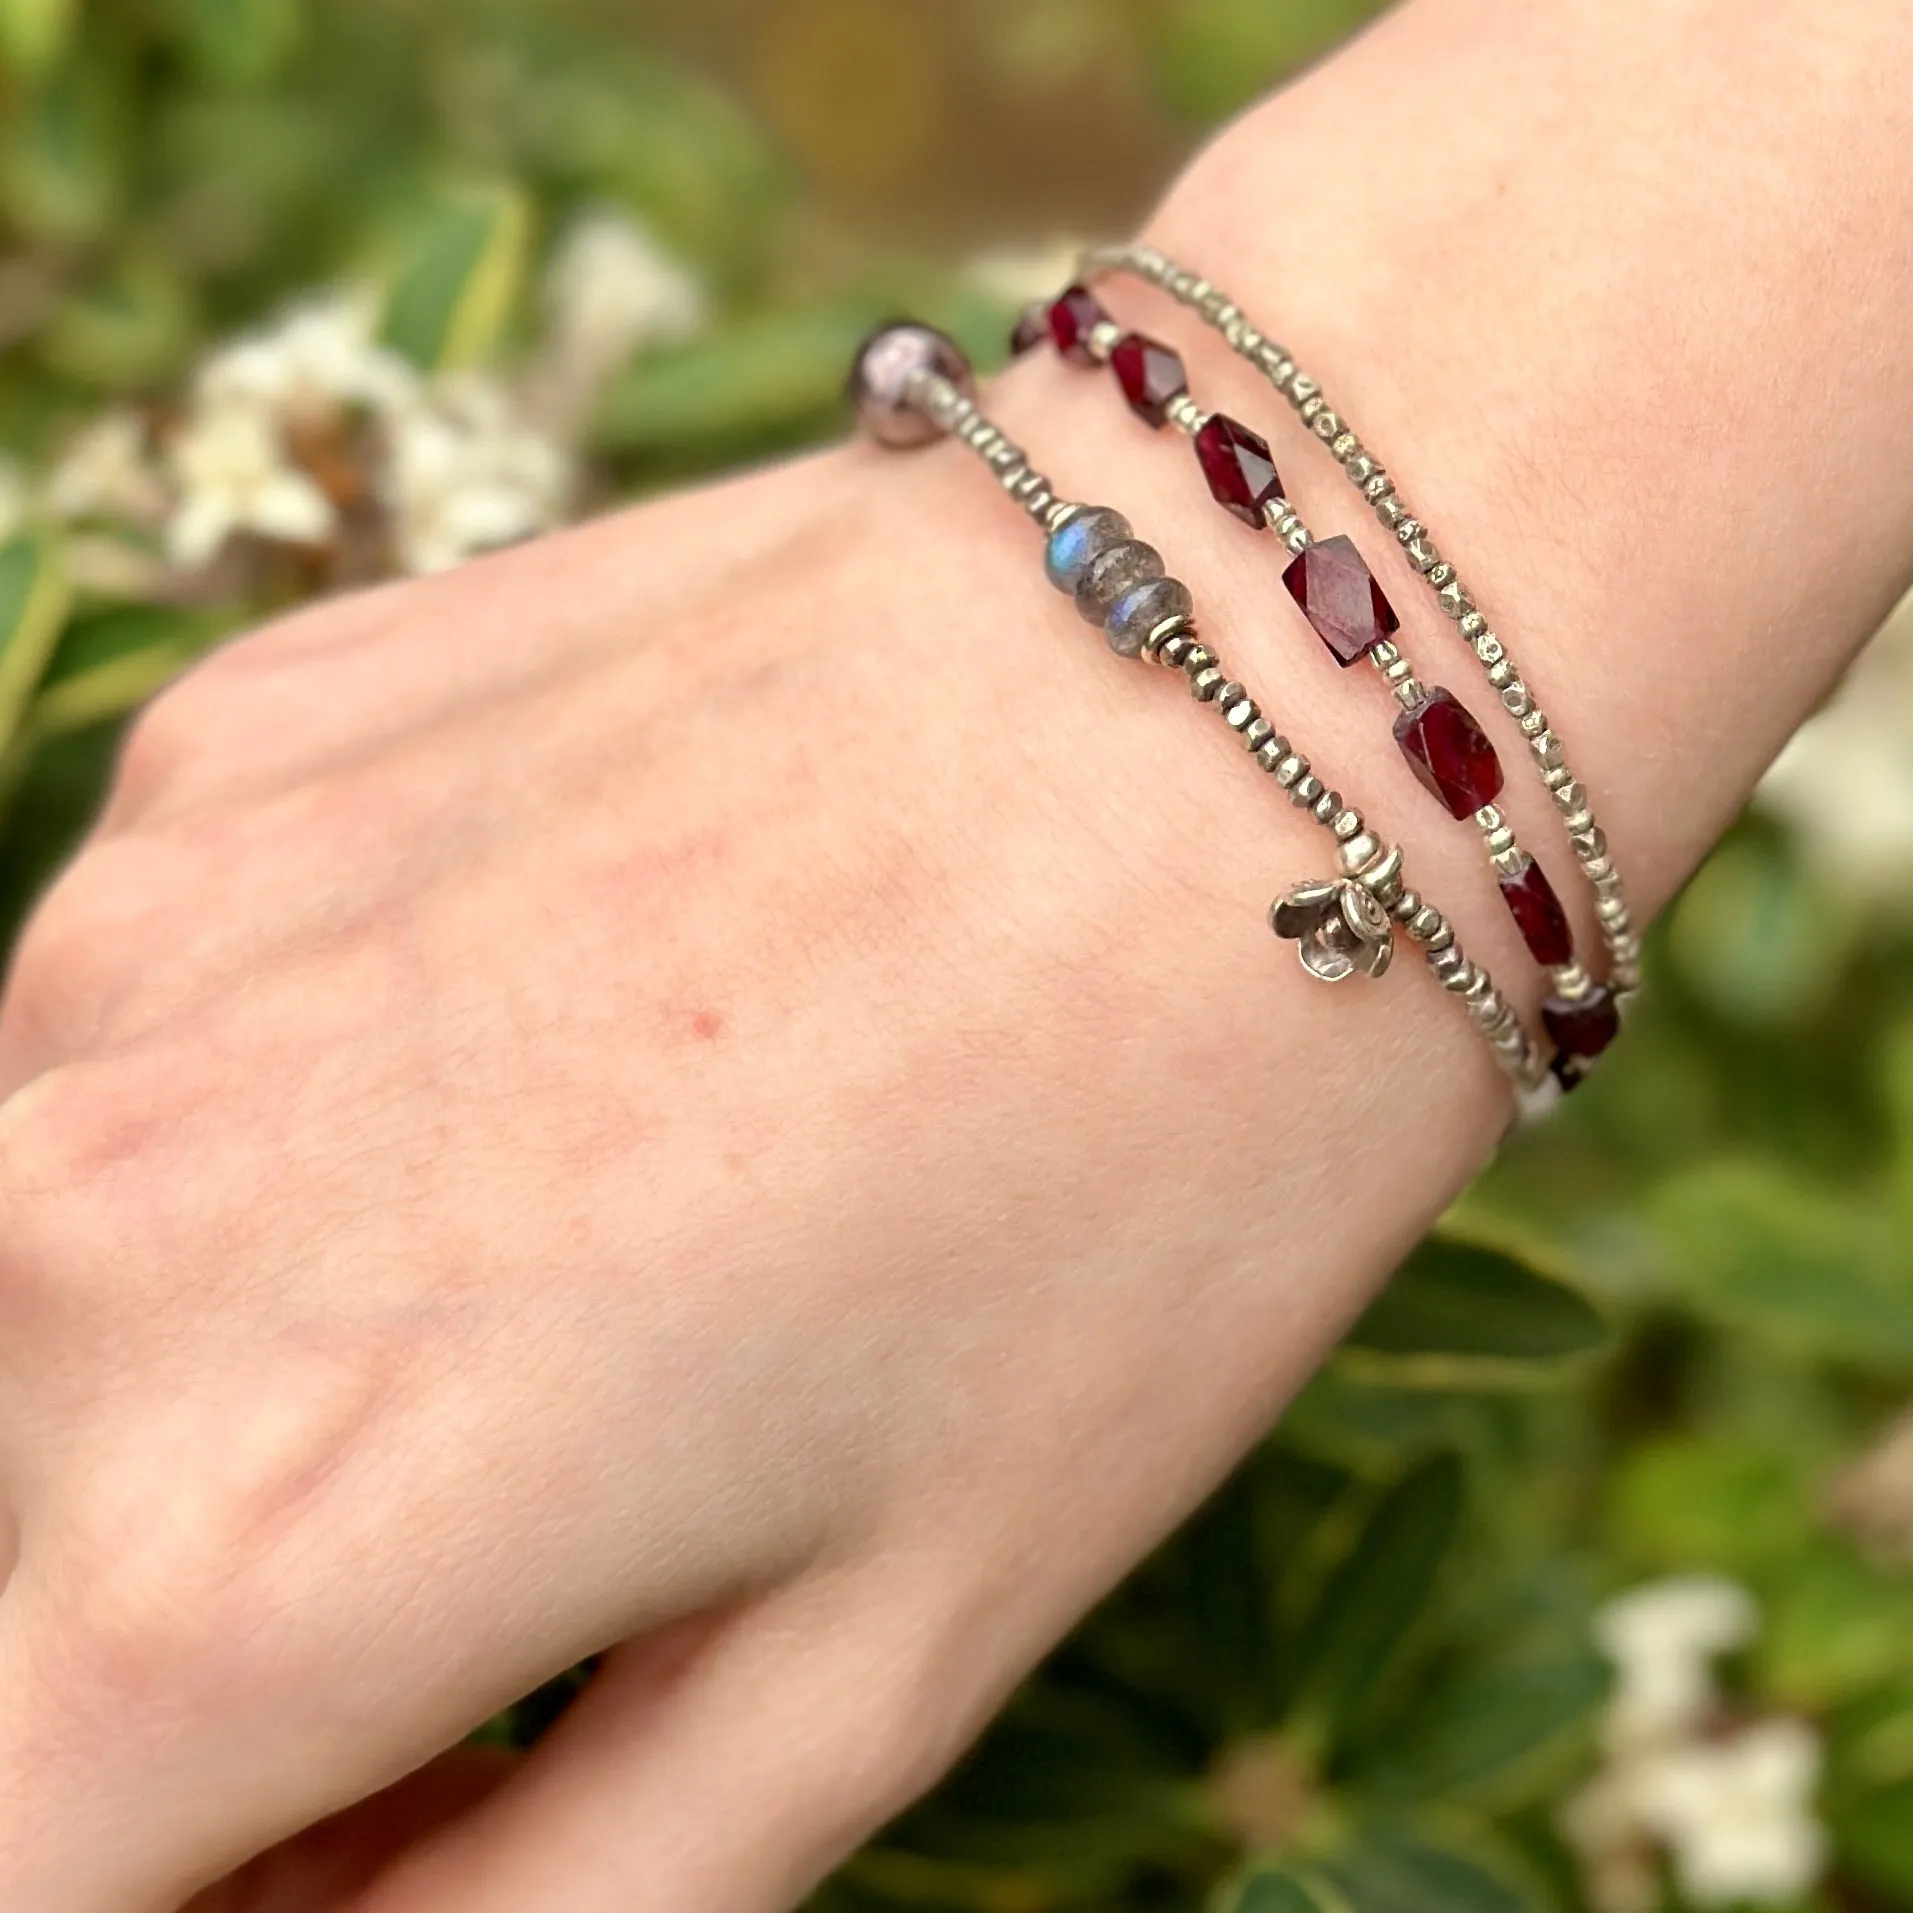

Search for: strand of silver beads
xmin=1026 ymin=295 xmax=1582 ymax=1033
xmin=846 ymin=321 xmax=1548 ymax=1095
xmin=1080 ymin=242 xmax=1639 ymax=1077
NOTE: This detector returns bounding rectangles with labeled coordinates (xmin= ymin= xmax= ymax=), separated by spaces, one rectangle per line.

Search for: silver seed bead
xmin=1075 ymin=539 xmax=1165 ymax=624
xmin=1332 ymin=811 xmax=1365 ymax=843
xmin=1158 ymin=632 xmax=1196 ymax=670
xmin=848 ymin=322 xmax=975 ymax=449
xmin=1502 ymin=686 xmax=1533 ymax=718
xmin=1475 ymin=632 xmax=1505 ymax=664
xmin=1292 ymin=773 xmax=1324 ymax=806
xmin=1406 ymin=536 xmax=1440 ymax=572
xmin=1274 ymin=753 xmax=1307 ymax=787
xmin=1459 ymin=611 xmax=1487 ymax=640
xmin=1347 ymin=452 xmax=1377 ymax=482
xmin=1312 ymin=789 xmax=1340 ymax=823
xmin=1377 ymin=496 xmax=1408 ymax=528
xmin=1191 ymin=666 xmax=1226 ymax=701
xmin=1313 ymin=409 xmax=1342 ymax=440
xmin=1290 ymin=374 xmax=1320 ymax=405
xmin=1362 ymin=472 xmax=1392 ymax=502
xmin=1105 ymin=577 xmax=1193 ymax=658
xmin=1486 ymin=659 xmax=1515 ymax=689
xmin=1242 ymin=716 xmax=1276 ymax=751
xmin=1332 ymin=433 xmax=1360 ymax=461
xmin=1255 ymin=737 xmax=1289 ymax=773
xmin=1180 ymin=645 xmax=1215 ymax=676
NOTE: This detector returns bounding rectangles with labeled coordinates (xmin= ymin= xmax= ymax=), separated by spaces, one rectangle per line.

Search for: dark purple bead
xmin=1498 ymin=853 xmax=1576 ymax=968
xmin=1110 ymin=332 xmax=1188 ymax=427
xmin=1195 ymin=413 xmax=1283 ymax=525
xmin=1394 ymin=686 xmax=1506 ymax=818
xmin=1282 ymin=533 xmax=1400 ymax=668
xmin=1544 ymin=985 xmax=1622 ymax=1090
xmin=1048 ymin=285 xmax=1108 ymax=363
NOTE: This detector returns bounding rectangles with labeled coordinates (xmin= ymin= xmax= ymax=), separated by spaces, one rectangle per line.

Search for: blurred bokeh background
xmin=3 ymin=3 xmax=1913 ymax=1909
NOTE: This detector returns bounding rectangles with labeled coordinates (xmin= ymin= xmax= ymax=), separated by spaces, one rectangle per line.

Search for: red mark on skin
xmin=691 ymin=1010 xmax=724 ymax=1041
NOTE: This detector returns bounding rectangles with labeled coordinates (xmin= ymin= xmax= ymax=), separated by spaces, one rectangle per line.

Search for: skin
xmin=0 ymin=0 xmax=1908 ymax=1905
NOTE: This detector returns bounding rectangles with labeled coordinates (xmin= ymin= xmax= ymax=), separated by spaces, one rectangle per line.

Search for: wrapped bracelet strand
xmin=1064 ymin=244 xmax=1637 ymax=1087
xmin=847 ymin=321 xmax=1549 ymax=1097
xmin=1018 ymin=286 xmax=1583 ymax=1023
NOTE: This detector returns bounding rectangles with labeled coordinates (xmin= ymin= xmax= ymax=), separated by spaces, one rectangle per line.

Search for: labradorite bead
xmin=1074 ymin=538 xmax=1165 ymax=624
xmin=1105 ymin=576 xmax=1193 ymax=658
xmin=1043 ymin=507 xmax=1131 ymax=593
xmin=846 ymin=322 xmax=974 ymax=449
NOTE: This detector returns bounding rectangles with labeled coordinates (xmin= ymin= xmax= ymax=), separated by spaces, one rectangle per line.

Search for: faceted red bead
xmin=1010 ymin=302 xmax=1050 ymax=356
xmin=1195 ymin=413 xmax=1283 ymax=525
xmin=1498 ymin=853 xmax=1575 ymax=967
xmin=1048 ymin=284 xmax=1108 ymax=363
xmin=1544 ymin=985 xmax=1621 ymax=1090
xmin=1393 ymin=687 xmax=1506 ymax=819
xmin=1110 ymin=332 xmax=1188 ymax=427
xmin=1282 ymin=533 xmax=1401 ymax=668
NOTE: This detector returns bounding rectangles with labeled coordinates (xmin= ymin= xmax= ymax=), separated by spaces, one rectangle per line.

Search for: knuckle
xmin=112 ymin=676 xmax=214 ymax=808
xmin=3 ymin=839 xmax=173 ymax=1053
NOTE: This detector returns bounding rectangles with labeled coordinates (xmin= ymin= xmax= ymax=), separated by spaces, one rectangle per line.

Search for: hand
xmin=4 ymin=0 xmax=1909 ymax=1905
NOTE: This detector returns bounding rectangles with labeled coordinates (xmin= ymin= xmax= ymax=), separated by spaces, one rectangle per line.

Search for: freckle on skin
xmin=692 ymin=1010 xmax=724 ymax=1041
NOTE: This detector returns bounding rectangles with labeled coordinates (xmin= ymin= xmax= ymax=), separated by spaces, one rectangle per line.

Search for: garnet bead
xmin=1393 ymin=687 xmax=1505 ymax=819
xmin=1543 ymin=985 xmax=1621 ymax=1090
xmin=1282 ymin=533 xmax=1400 ymax=668
xmin=1110 ymin=332 xmax=1188 ymax=427
xmin=1010 ymin=302 xmax=1050 ymax=357
xmin=1195 ymin=413 xmax=1283 ymax=525
xmin=1497 ymin=853 xmax=1575 ymax=967
xmin=1048 ymin=284 xmax=1108 ymax=363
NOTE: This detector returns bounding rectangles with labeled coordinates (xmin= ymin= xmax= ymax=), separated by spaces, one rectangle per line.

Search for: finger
xmin=184 ymin=1747 xmax=517 ymax=1913
xmin=348 ymin=1575 xmax=977 ymax=1913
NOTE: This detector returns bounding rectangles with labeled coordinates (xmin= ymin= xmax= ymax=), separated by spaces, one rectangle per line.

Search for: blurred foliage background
xmin=4 ymin=2 xmax=1913 ymax=1910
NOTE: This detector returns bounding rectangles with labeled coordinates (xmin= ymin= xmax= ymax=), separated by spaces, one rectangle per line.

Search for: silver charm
xmin=1270 ymin=878 xmax=1395 ymax=983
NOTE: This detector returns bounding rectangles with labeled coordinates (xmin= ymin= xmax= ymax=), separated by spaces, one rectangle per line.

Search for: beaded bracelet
xmin=1068 ymin=244 xmax=1638 ymax=1086
xmin=1015 ymin=284 xmax=1582 ymax=1025
xmin=847 ymin=322 xmax=1549 ymax=1095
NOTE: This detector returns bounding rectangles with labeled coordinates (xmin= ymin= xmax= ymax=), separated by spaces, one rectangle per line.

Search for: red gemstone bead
xmin=1195 ymin=413 xmax=1283 ymax=525
xmin=1110 ymin=332 xmax=1188 ymax=427
xmin=1544 ymin=985 xmax=1621 ymax=1090
xmin=1393 ymin=687 xmax=1506 ymax=819
xmin=1048 ymin=284 xmax=1108 ymax=363
xmin=1010 ymin=302 xmax=1049 ymax=356
xmin=1282 ymin=533 xmax=1401 ymax=668
xmin=1498 ymin=853 xmax=1575 ymax=967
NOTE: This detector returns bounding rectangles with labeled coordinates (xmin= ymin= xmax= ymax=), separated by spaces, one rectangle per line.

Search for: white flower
xmin=383 ymin=373 xmax=571 ymax=576
xmin=45 ymin=412 xmax=169 ymax=527
xmin=165 ymin=402 xmax=337 ymax=569
xmin=1564 ymin=1580 xmax=1830 ymax=1913
xmin=1596 ymin=1576 xmax=1758 ymax=1748
xmin=196 ymin=287 xmax=420 ymax=425
xmin=1759 ymin=595 xmax=1913 ymax=897
xmin=545 ymin=208 xmax=706 ymax=367
xmin=1639 ymin=1720 xmax=1828 ymax=1906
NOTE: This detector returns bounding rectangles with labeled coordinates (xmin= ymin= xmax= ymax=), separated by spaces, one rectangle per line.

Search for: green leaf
xmin=1216 ymin=1863 xmax=1354 ymax=1913
xmin=1607 ymin=1434 xmax=1812 ymax=1575
xmin=1364 ymin=1652 xmax=1610 ymax=1804
xmin=1762 ymin=1540 xmax=1913 ymax=1710
xmin=1150 ymin=0 xmax=1378 ymax=125
xmin=1338 ymin=1237 xmax=1610 ymax=1386
xmin=381 ymin=187 xmax=532 ymax=372
xmin=0 ymin=537 xmax=73 ymax=754
xmin=0 ymin=0 xmax=78 ymax=79
xmin=0 ymin=55 xmax=121 ymax=243
xmin=1830 ymin=1778 xmax=1913 ymax=1901
xmin=166 ymin=0 xmax=304 ymax=87
xmin=1287 ymin=1454 xmax=1464 ymax=1754
xmin=38 ymin=253 xmax=197 ymax=391
xmin=1652 ymin=1159 xmax=1913 ymax=1368
xmin=29 ymin=602 xmax=218 ymax=740
xmin=1323 ymin=1829 xmax=1543 ymax=1913
xmin=1279 ymin=1368 xmax=1460 ymax=1475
